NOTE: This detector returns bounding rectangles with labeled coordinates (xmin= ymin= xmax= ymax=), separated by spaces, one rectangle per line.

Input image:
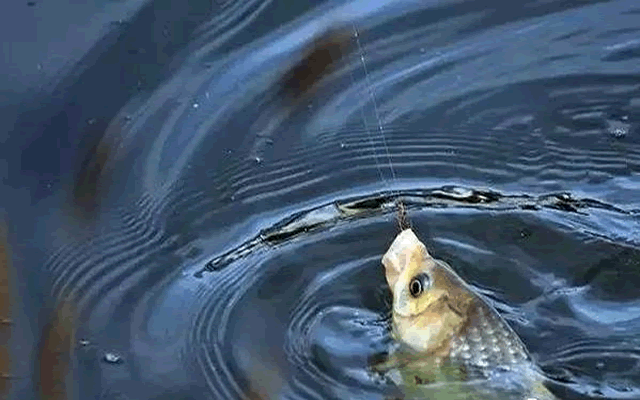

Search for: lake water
xmin=2 ymin=0 xmax=640 ymax=399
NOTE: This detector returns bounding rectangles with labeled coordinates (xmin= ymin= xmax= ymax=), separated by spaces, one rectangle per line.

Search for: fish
xmin=376 ymin=228 xmax=558 ymax=400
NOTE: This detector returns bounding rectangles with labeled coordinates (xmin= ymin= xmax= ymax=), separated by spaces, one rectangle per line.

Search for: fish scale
xmin=449 ymin=301 xmax=530 ymax=373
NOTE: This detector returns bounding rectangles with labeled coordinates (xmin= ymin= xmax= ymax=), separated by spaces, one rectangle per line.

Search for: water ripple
xmin=25 ymin=0 xmax=640 ymax=399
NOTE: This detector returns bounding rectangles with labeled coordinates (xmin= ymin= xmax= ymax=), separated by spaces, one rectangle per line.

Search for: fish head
xmin=382 ymin=229 xmax=476 ymax=354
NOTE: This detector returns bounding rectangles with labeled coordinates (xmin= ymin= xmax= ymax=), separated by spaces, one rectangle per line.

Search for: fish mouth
xmin=382 ymin=228 xmax=432 ymax=288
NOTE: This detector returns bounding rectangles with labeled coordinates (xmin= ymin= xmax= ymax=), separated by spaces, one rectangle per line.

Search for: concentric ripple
xmin=38 ymin=187 xmax=640 ymax=399
xmin=185 ymin=223 xmax=397 ymax=400
xmin=168 ymin=205 xmax=640 ymax=400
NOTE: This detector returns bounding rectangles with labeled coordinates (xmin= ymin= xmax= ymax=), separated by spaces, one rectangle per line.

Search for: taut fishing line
xmin=351 ymin=23 xmax=410 ymax=230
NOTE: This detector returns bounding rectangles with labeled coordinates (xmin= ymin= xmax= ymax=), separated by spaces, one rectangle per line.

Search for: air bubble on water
xmin=192 ymin=102 xmax=199 ymax=109
xmin=606 ymin=119 xmax=630 ymax=138
xmin=103 ymin=352 xmax=122 ymax=364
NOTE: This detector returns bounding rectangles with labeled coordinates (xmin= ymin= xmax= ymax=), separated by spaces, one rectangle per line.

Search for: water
xmin=2 ymin=0 xmax=640 ymax=399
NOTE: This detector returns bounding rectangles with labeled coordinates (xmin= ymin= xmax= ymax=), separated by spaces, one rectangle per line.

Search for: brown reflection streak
xmin=0 ymin=222 xmax=11 ymax=398
xmin=279 ymin=27 xmax=353 ymax=100
xmin=244 ymin=349 xmax=287 ymax=400
xmin=73 ymin=136 xmax=111 ymax=217
xmin=38 ymin=299 xmax=75 ymax=400
xmin=71 ymin=117 xmax=121 ymax=223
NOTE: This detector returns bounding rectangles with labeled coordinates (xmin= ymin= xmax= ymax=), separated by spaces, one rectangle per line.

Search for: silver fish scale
xmin=448 ymin=301 xmax=530 ymax=378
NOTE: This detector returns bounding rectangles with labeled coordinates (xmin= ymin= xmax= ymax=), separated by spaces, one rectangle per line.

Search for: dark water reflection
xmin=3 ymin=0 xmax=640 ymax=399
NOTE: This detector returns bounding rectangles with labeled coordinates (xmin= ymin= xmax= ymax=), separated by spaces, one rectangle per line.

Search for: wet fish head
xmin=382 ymin=229 xmax=476 ymax=355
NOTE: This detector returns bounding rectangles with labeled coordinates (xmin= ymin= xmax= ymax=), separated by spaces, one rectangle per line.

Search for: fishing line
xmin=351 ymin=23 xmax=410 ymax=230
xmin=352 ymin=24 xmax=398 ymax=184
xmin=348 ymin=25 xmax=387 ymax=187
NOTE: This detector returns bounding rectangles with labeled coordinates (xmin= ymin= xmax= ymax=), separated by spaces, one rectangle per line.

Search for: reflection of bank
xmin=37 ymin=297 xmax=76 ymax=400
xmin=0 ymin=221 xmax=10 ymax=397
xmin=0 ymin=219 xmax=77 ymax=400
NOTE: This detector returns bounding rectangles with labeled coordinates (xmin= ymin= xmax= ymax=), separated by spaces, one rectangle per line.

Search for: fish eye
xmin=409 ymin=273 xmax=430 ymax=298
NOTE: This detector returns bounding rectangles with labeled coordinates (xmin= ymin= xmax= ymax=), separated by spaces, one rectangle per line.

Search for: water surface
xmin=2 ymin=0 xmax=640 ymax=399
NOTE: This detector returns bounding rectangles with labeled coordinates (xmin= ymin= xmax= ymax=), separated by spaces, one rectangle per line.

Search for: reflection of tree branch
xmin=71 ymin=123 xmax=120 ymax=225
xmin=38 ymin=298 xmax=76 ymax=400
xmin=243 ymin=350 xmax=288 ymax=400
xmin=0 ymin=220 xmax=12 ymax=397
xmin=1 ymin=217 xmax=77 ymax=399
xmin=278 ymin=27 xmax=352 ymax=101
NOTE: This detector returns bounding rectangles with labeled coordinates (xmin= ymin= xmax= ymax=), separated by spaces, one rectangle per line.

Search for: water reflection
xmin=3 ymin=0 xmax=640 ymax=399
xmin=0 ymin=221 xmax=12 ymax=397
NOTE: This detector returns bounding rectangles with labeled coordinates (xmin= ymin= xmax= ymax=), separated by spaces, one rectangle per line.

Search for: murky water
xmin=3 ymin=0 xmax=640 ymax=399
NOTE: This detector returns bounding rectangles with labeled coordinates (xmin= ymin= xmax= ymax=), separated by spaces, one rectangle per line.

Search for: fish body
xmin=378 ymin=229 xmax=557 ymax=400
